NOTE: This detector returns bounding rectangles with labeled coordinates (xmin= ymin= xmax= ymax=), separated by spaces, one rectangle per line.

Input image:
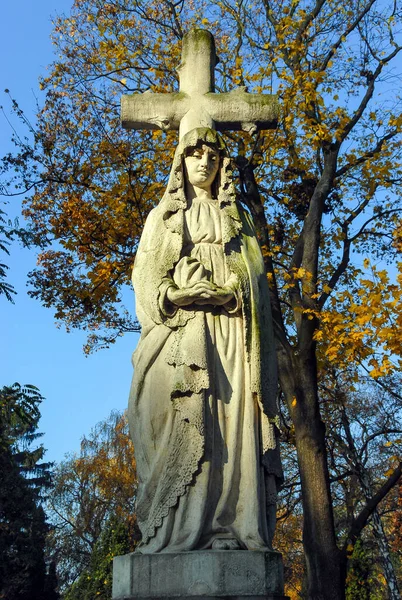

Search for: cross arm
xmin=121 ymin=88 xmax=279 ymax=134
xmin=204 ymin=88 xmax=279 ymax=134
xmin=121 ymin=92 xmax=190 ymax=131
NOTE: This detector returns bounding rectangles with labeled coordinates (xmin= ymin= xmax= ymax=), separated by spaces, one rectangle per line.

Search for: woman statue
xmin=128 ymin=127 xmax=282 ymax=553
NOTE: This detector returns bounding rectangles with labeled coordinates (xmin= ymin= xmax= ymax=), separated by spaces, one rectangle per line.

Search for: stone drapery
xmin=128 ymin=128 xmax=282 ymax=552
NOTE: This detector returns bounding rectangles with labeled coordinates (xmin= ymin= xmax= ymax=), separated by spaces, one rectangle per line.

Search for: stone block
xmin=112 ymin=550 xmax=287 ymax=600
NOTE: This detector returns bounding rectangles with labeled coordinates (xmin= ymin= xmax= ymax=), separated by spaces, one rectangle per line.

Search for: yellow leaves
xmin=324 ymin=345 xmax=339 ymax=362
xmin=346 ymin=543 xmax=354 ymax=556
xmin=231 ymin=54 xmax=243 ymax=86
xmin=283 ymin=114 xmax=294 ymax=129
xmin=313 ymin=329 xmax=324 ymax=341
xmin=315 ymin=262 xmax=402 ymax=378
xmin=370 ymin=366 xmax=386 ymax=379
xmin=288 ymin=267 xmax=313 ymax=282
xmin=388 ymin=114 xmax=402 ymax=128
xmin=392 ymin=226 xmax=402 ymax=253
xmin=302 ymin=308 xmax=318 ymax=321
xmin=376 ymin=270 xmax=389 ymax=285
xmin=355 ymin=313 xmax=370 ymax=326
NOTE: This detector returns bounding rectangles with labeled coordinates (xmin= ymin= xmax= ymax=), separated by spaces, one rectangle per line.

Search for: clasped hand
xmin=167 ymin=280 xmax=234 ymax=307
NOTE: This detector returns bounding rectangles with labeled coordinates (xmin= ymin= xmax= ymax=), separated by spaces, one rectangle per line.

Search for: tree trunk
xmin=280 ymin=346 xmax=345 ymax=600
xmin=241 ymin=161 xmax=345 ymax=599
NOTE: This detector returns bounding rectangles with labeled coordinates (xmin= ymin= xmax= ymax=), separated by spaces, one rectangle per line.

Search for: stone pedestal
xmin=112 ymin=550 xmax=287 ymax=600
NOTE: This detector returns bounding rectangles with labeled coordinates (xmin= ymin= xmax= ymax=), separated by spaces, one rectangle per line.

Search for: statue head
xmin=163 ymin=127 xmax=236 ymax=208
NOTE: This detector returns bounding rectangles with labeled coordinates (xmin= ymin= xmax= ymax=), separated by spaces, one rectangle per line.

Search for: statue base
xmin=112 ymin=550 xmax=287 ymax=600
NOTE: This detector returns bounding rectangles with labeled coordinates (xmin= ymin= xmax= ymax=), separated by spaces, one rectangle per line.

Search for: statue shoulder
xmin=141 ymin=204 xmax=166 ymax=236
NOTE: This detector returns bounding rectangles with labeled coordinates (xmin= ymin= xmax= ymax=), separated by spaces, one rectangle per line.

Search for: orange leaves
xmin=72 ymin=412 xmax=137 ymax=511
xmin=274 ymin=510 xmax=304 ymax=599
xmin=48 ymin=411 xmax=139 ymax=587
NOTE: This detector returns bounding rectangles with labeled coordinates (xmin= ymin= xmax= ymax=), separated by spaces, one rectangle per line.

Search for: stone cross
xmin=121 ymin=29 xmax=278 ymax=139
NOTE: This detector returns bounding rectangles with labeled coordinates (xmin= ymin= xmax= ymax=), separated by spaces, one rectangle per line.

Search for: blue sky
xmin=1 ymin=1 xmax=139 ymax=463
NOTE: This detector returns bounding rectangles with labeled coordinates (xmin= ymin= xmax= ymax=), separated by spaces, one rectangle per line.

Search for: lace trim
xmin=140 ymin=412 xmax=204 ymax=544
xmin=261 ymin=411 xmax=276 ymax=453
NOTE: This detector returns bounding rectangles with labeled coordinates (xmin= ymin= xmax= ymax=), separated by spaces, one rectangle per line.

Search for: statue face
xmin=184 ymin=144 xmax=220 ymax=190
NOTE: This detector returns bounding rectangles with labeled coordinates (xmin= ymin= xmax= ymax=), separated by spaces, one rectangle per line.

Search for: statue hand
xmin=194 ymin=286 xmax=235 ymax=306
xmin=167 ymin=281 xmax=218 ymax=307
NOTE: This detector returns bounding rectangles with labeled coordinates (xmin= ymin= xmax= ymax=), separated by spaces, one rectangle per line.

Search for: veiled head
xmin=163 ymin=128 xmax=236 ymax=208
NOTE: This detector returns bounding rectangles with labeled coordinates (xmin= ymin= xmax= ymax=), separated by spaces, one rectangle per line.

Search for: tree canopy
xmin=2 ymin=0 xmax=402 ymax=361
xmin=47 ymin=411 xmax=139 ymax=594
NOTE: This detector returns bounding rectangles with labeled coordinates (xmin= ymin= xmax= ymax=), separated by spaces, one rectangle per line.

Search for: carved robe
xmin=128 ymin=128 xmax=282 ymax=553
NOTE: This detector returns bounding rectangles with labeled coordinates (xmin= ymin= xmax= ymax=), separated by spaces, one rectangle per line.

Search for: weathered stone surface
xmin=127 ymin=129 xmax=281 ymax=554
xmin=112 ymin=550 xmax=287 ymax=600
xmin=118 ymin=29 xmax=285 ymax=600
xmin=121 ymin=28 xmax=278 ymax=138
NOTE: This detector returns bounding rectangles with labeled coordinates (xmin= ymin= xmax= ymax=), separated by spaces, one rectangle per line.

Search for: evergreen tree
xmin=0 ymin=383 xmax=56 ymax=600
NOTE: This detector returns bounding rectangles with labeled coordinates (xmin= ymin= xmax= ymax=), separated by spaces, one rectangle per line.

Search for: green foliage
xmin=346 ymin=540 xmax=371 ymax=600
xmin=0 ymin=383 xmax=56 ymax=600
xmin=0 ymin=383 xmax=52 ymax=498
xmin=64 ymin=515 xmax=137 ymax=600
xmin=345 ymin=539 xmax=388 ymax=600
xmin=0 ymin=206 xmax=16 ymax=302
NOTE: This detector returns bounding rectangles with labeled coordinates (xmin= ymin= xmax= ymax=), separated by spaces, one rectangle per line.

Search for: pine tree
xmin=0 ymin=383 xmax=56 ymax=600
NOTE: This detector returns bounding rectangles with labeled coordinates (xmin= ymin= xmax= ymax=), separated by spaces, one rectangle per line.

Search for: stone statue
xmin=128 ymin=127 xmax=283 ymax=553
xmin=114 ymin=28 xmax=286 ymax=600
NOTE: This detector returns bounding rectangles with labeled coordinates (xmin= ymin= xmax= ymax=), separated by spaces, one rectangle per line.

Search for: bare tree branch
xmin=344 ymin=461 xmax=402 ymax=554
